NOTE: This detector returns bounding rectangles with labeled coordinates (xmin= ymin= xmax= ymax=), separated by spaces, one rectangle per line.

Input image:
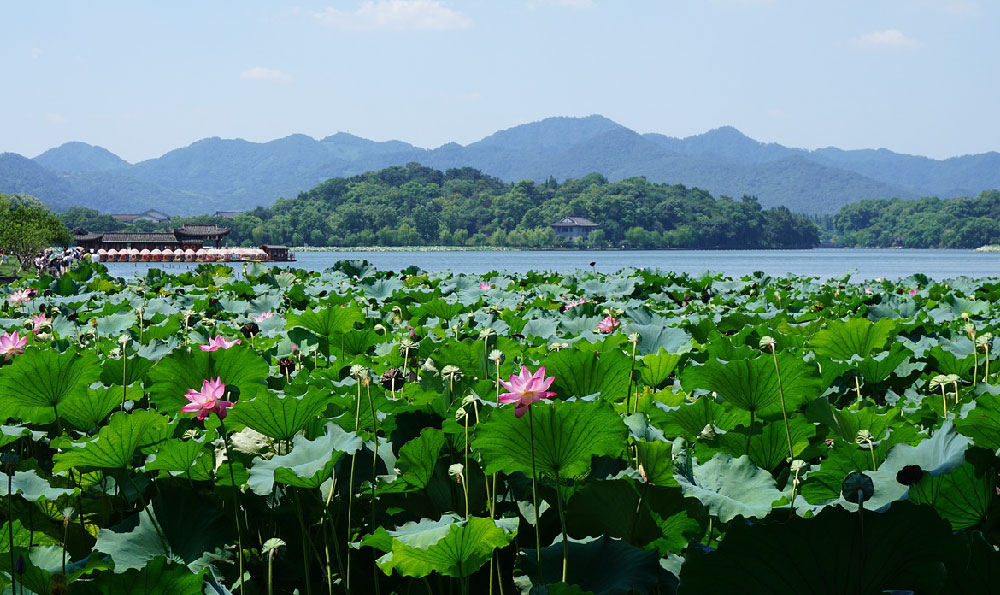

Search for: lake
xmin=98 ymin=248 xmax=1000 ymax=280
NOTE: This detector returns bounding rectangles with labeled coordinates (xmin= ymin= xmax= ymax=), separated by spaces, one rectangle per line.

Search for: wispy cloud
xmin=240 ymin=67 xmax=293 ymax=82
xmin=850 ymin=29 xmax=921 ymax=50
xmin=46 ymin=112 xmax=68 ymax=125
xmin=312 ymin=1 xmax=472 ymax=31
xmin=919 ymin=0 xmax=980 ymax=15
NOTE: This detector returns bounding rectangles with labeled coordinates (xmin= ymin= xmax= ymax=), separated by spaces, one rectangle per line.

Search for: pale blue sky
xmin=2 ymin=0 xmax=996 ymax=162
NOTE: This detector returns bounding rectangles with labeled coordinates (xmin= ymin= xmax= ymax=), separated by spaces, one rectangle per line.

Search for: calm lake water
xmin=98 ymin=248 xmax=1000 ymax=281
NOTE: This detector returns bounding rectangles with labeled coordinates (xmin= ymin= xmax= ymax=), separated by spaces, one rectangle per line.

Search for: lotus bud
xmin=964 ymin=323 xmax=976 ymax=340
xmin=448 ymin=463 xmax=464 ymax=484
xmin=117 ymin=334 xmax=130 ymax=345
xmin=62 ymin=507 xmax=75 ymax=527
xmin=488 ymin=349 xmax=504 ymax=363
xmin=420 ymin=358 xmax=438 ymax=373
xmin=962 ymin=312 xmax=970 ymax=321
xmin=628 ymin=332 xmax=640 ymax=346
xmin=758 ymin=335 xmax=776 ymax=351
xmin=35 ymin=332 xmax=52 ymax=342
xmin=977 ymin=333 xmax=992 ymax=350
xmin=350 ymin=364 xmax=369 ymax=379
xmin=479 ymin=328 xmax=495 ymax=339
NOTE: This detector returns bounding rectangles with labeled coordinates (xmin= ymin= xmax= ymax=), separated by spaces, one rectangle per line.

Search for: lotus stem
xmin=528 ymin=406 xmax=542 ymax=570
xmin=122 ymin=349 xmax=128 ymax=412
xmin=555 ymin=479 xmax=569 ymax=583
xmin=941 ymin=383 xmax=948 ymax=418
xmin=626 ymin=339 xmax=637 ymax=415
xmin=268 ymin=546 xmax=276 ymax=595
xmin=463 ymin=411 xmax=470 ymax=519
xmin=345 ymin=375 xmax=363 ymax=593
xmin=745 ymin=409 xmax=755 ymax=456
xmin=366 ymin=382 xmax=382 ymax=595
xmin=322 ymin=469 xmax=346 ymax=592
xmin=292 ymin=489 xmax=313 ymax=595
xmin=219 ymin=419 xmax=245 ymax=594
xmin=7 ymin=472 xmax=15 ymax=595
xmin=953 ymin=379 xmax=960 ymax=405
xmin=769 ymin=346 xmax=794 ymax=463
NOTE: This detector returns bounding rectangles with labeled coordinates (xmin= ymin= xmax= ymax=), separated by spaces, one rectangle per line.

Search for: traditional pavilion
xmin=550 ymin=216 xmax=600 ymax=241
xmin=72 ymin=224 xmax=231 ymax=252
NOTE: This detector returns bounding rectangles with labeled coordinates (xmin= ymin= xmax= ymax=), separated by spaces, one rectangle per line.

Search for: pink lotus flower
xmin=597 ymin=316 xmax=620 ymax=334
xmin=253 ymin=312 xmax=273 ymax=323
xmin=199 ymin=336 xmax=242 ymax=351
xmin=31 ymin=314 xmax=51 ymax=333
xmin=181 ymin=377 xmax=234 ymax=420
xmin=0 ymin=331 xmax=27 ymax=361
xmin=8 ymin=289 xmax=35 ymax=305
xmin=908 ymin=288 xmax=918 ymax=295
xmin=563 ymin=299 xmax=588 ymax=312
xmin=480 ymin=282 xmax=491 ymax=290
xmin=499 ymin=366 xmax=556 ymax=418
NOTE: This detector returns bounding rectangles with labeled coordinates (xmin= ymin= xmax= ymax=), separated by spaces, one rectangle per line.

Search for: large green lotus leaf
xmin=82 ymin=556 xmax=203 ymax=594
xmin=147 ymin=346 xmax=268 ymax=410
xmin=0 ymin=348 xmax=100 ymax=416
xmin=830 ymin=404 xmax=901 ymax=443
xmin=928 ymin=345 xmax=975 ymax=377
xmin=144 ymin=437 xmax=215 ymax=481
xmin=377 ymin=516 xmax=516 ymax=579
xmin=0 ymin=469 xmax=74 ymax=502
xmin=677 ymin=501 xmax=952 ymax=594
xmin=474 ymin=400 xmax=627 ymax=480
xmin=521 ymin=535 xmax=660 ymax=595
xmin=53 ymin=410 xmax=170 ymax=472
xmin=60 ymin=385 xmax=142 ymax=432
xmin=396 ymin=427 xmax=446 ymax=490
xmin=0 ymin=519 xmax=58 ymax=550
xmin=566 ymin=476 xmax=705 ymax=554
xmin=640 ymin=349 xmax=684 ymax=388
xmin=714 ymin=415 xmax=816 ymax=471
xmin=808 ymin=317 xmax=896 ymax=360
xmin=681 ymin=353 xmax=822 ymax=419
xmin=415 ymin=299 xmax=464 ymax=322
xmin=95 ymin=312 xmax=137 ymax=337
xmin=94 ymin=490 xmax=230 ymax=573
xmin=0 ymin=424 xmax=41 ymax=450
xmin=646 ymin=395 xmax=746 ymax=442
xmin=675 ymin=454 xmax=782 ymax=522
xmin=364 ymin=514 xmax=464 ymax=553
xmin=803 ymin=422 xmax=968 ymax=512
xmin=955 ymin=392 xmax=1000 ymax=449
xmin=909 ymin=459 xmax=996 ymax=530
xmin=856 ymin=343 xmax=918 ymax=384
xmin=543 ymin=349 xmax=632 ymax=400
xmin=248 ymin=422 xmax=361 ymax=495
xmin=227 ymin=388 xmax=330 ymax=442
xmin=625 ymin=323 xmax=693 ymax=357
xmin=100 ymin=355 xmax=154 ymax=387
xmin=634 ymin=440 xmax=679 ymax=487
xmin=287 ymin=305 xmax=364 ymax=338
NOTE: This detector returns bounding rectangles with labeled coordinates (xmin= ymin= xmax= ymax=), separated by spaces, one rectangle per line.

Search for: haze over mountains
xmin=2 ymin=115 xmax=998 ymax=216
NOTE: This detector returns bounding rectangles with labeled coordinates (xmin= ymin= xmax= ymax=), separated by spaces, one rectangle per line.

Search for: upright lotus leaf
xmin=681 ymin=353 xmax=822 ymax=420
xmin=474 ymin=400 xmax=627 ymax=480
xmin=95 ymin=312 xmax=137 ymax=337
xmin=908 ymin=458 xmax=996 ymax=530
xmin=59 ymin=385 xmax=142 ymax=432
xmin=521 ymin=536 xmax=660 ymax=595
xmin=227 ymin=388 xmax=331 ymax=442
xmin=0 ymin=425 xmax=40 ymax=449
xmin=94 ymin=490 xmax=230 ymax=573
xmin=634 ymin=440 xmax=680 ymax=487
xmin=0 ymin=470 xmax=75 ymax=502
xmin=640 ymin=348 xmax=685 ymax=388
xmin=100 ymin=355 xmax=154 ymax=387
xmin=808 ymin=317 xmax=896 ymax=360
xmin=376 ymin=516 xmax=517 ymax=578
xmin=830 ymin=405 xmax=901 ymax=443
xmin=0 ymin=348 xmax=100 ymax=421
xmin=675 ymin=454 xmax=782 ymax=522
xmin=543 ymin=348 xmax=632 ymax=400
xmin=248 ymin=422 xmax=362 ymax=495
xmin=625 ymin=323 xmax=693 ymax=356
xmin=85 ymin=556 xmax=203 ymax=594
xmin=955 ymin=392 xmax=1000 ymax=449
xmin=647 ymin=394 xmax=746 ymax=442
xmin=53 ymin=410 xmax=170 ymax=473
xmin=396 ymin=427 xmax=446 ymax=489
xmin=677 ymin=501 xmax=953 ymax=594
xmin=144 ymin=438 xmax=215 ymax=481
xmin=566 ymin=476 xmax=705 ymax=554
xmin=416 ymin=299 xmax=465 ymax=323
xmin=715 ymin=415 xmax=816 ymax=471
xmin=147 ymin=346 xmax=268 ymax=410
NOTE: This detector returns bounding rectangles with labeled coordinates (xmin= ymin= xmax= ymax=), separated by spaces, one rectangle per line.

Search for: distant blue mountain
xmin=1 ymin=115 xmax=996 ymax=215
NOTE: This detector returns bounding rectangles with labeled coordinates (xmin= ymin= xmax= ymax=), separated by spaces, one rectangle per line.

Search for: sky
xmin=2 ymin=0 xmax=997 ymax=163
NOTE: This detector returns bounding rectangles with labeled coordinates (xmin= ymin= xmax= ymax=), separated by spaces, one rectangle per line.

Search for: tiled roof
xmin=175 ymin=225 xmax=231 ymax=236
xmin=551 ymin=216 xmax=599 ymax=227
xmin=97 ymin=233 xmax=182 ymax=244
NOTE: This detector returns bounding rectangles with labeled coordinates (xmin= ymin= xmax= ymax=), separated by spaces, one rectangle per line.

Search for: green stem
xmin=219 ymin=420 xmax=245 ymax=594
xmin=8 ymin=473 xmax=15 ymax=595
xmin=771 ymin=348 xmax=794 ymax=462
xmin=745 ymin=409 xmax=755 ymax=456
xmin=346 ymin=377 xmax=363 ymax=593
xmin=555 ymin=480 xmax=569 ymax=583
xmin=293 ymin=489 xmax=314 ymax=595
xmin=528 ymin=406 xmax=542 ymax=569
xmin=626 ymin=340 xmax=637 ymax=415
xmin=366 ymin=384 xmax=382 ymax=595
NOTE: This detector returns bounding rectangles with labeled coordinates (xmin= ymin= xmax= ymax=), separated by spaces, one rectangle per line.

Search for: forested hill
xmin=832 ymin=190 xmax=1000 ymax=248
xmin=7 ymin=115 xmax=1000 ymax=215
xmin=62 ymin=163 xmax=820 ymax=249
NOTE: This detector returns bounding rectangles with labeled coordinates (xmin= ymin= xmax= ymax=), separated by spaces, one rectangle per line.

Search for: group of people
xmin=32 ymin=247 xmax=89 ymax=277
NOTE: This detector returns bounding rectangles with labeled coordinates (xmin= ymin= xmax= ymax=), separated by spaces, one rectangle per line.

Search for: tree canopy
xmin=0 ymin=193 xmax=72 ymax=271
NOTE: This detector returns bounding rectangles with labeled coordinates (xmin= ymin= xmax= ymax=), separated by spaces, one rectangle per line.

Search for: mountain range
xmin=1 ymin=115 xmax=998 ymax=216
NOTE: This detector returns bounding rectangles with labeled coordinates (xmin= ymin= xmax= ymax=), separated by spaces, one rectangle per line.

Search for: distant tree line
xmin=832 ymin=190 xmax=1000 ymax=248
xmin=0 ymin=193 xmax=72 ymax=272
xmin=61 ymin=164 xmax=820 ymax=249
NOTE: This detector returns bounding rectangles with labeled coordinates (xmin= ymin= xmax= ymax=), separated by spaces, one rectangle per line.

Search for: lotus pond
xmin=1 ymin=261 xmax=1000 ymax=594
